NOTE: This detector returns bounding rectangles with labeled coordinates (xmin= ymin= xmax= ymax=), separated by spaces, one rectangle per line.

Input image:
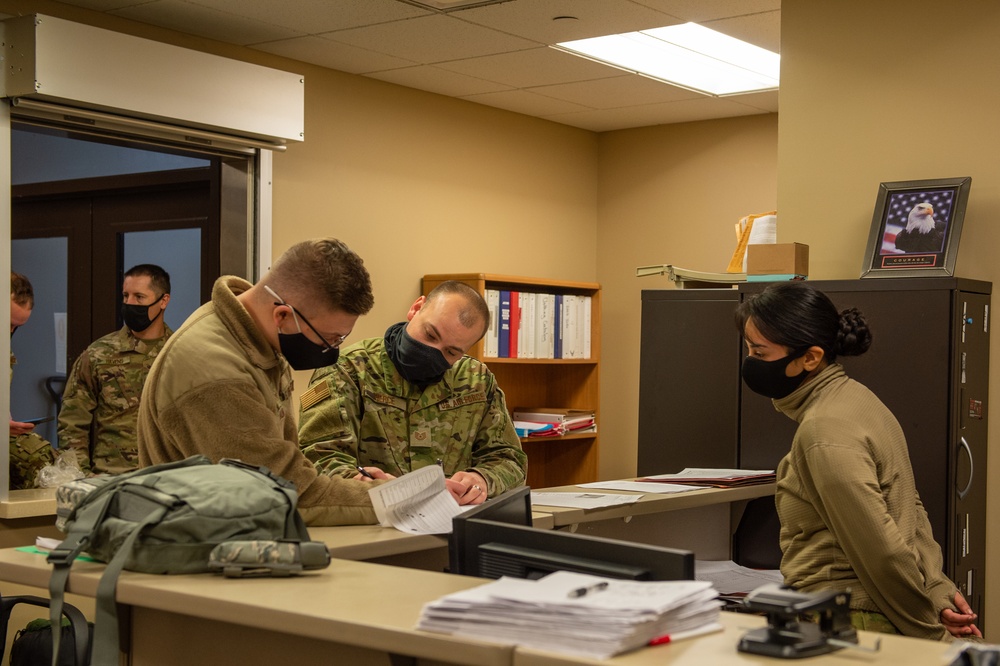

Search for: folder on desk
xmin=640 ymin=468 xmax=775 ymax=488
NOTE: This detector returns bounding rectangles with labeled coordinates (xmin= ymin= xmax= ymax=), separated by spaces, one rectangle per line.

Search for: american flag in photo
xmin=880 ymin=189 xmax=955 ymax=255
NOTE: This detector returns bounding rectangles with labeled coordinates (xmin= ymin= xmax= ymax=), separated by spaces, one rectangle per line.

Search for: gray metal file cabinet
xmin=638 ymin=278 xmax=989 ymax=622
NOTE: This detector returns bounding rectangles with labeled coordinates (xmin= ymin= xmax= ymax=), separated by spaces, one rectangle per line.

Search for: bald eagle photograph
xmin=894 ymin=202 xmax=947 ymax=253
xmin=863 ymin=177 xmax=970 ymax=278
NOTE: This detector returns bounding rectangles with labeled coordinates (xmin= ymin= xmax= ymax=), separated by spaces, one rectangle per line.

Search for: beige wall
xmin=271 ymin=65 xmax=599 ymax=346
xmin=595 ymin=115 xmax=778 ymax=480
xmin=779 ymin=0 xmax=1000 ymax=637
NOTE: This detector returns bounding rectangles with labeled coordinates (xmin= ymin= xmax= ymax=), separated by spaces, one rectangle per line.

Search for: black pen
xmin=355 ymin=465 xmax=375 ymax=479
xmin=567 ymin=581 xmax=609 ymax=598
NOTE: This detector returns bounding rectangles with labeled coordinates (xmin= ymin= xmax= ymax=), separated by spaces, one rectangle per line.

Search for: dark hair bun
xmin=836 ymin=308 xmax=872 ymax=356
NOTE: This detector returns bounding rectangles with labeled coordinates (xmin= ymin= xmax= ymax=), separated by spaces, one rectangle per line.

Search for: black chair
xmin=0 ymin=594 xmax=91 ymax=666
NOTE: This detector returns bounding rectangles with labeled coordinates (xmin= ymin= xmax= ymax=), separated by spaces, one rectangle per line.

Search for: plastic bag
xmin=37 ymin=450 xmax=86 ymax=488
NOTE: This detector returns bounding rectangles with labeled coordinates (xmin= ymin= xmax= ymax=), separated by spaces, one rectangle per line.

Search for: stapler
xmin=737 ymin=583 xmax=880 ymax=659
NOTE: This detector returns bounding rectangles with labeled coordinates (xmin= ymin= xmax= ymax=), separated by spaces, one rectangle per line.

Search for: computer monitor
xmin=449 ymin=487 xmax=694 ymax=582
xmin=449 ymin=486 xmax=533 ymax=574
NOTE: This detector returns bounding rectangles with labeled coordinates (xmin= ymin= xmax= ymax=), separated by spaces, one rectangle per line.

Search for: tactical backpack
xmin=46 ymin=455 xmax=324 ymax=665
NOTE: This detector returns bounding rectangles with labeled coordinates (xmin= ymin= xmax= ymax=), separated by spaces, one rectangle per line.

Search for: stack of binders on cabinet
xmin=512 ymin=407 xmax=596 ymax=437
xmin=417 ymin=570 xmax=722 ymax=659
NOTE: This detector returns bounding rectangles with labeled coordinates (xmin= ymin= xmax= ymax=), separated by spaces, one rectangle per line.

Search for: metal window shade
xmin=10 ymin=98 xmax=283 ymax=156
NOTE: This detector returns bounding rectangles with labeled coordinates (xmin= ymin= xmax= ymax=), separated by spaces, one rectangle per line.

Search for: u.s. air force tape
xmin=208 ymin=540 xmax=331 ymax=578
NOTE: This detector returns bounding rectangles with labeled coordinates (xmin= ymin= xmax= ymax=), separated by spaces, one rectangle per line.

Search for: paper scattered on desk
xmin=36 ymin=536 xmax=62 ymax=550
xmin=417 ymin=570 xmax=722 ymax=659
xmin=530 ymin=492 xmax=641 ymax=509
xmin=578 ymin=480 xmax=702 ymax=494
xmin=368 ymin=465 xmax=463 ymax=534
xmin=696 ymin=560 xmax=785 ymax=595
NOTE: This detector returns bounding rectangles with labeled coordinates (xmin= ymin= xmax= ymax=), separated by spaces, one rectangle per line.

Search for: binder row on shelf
xmin=484 ymin=289 xmax=592 ymax=359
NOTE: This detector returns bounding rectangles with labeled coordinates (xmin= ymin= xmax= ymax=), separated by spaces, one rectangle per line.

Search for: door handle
xmin=957 ymin=436 xmax=974 ymax=501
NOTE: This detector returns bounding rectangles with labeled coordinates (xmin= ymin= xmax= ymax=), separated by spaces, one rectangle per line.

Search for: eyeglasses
xmin=264 ymin=285 xmax=346 ymax=353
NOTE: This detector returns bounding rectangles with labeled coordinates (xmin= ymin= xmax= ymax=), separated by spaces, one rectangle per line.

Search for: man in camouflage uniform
xmin=9 ymin=271 xmax=55 ymax=489
xmin=299 ymin=281 xmax=526 ymax=505
xmin=58 ymin=264 xmax=173 ymax=475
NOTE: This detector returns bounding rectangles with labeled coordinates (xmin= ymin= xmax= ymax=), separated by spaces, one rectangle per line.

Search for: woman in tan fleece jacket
xmin=736 ymin=282 xmax=979 ymax=641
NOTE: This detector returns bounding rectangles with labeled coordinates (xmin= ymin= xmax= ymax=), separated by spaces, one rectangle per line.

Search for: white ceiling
xmin=39 ymin=0 xmax=780 ymax=132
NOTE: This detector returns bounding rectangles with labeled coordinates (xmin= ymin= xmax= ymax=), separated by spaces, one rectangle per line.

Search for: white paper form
xmin=367 ymin=465 xmax=464 ymax=534
xmin=530 ymin=492 xmax=641 ymax=510
xmin=578 ymin=481 xmax=702 ymax=494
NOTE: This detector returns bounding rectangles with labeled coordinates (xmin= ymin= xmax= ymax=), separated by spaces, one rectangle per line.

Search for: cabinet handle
xmin=957 ymin=436 xmax=974 ymax=501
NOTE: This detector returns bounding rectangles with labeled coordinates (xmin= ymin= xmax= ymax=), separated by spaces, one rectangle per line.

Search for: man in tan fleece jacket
xmin=137 ymin=238 xmax=380 ymax=525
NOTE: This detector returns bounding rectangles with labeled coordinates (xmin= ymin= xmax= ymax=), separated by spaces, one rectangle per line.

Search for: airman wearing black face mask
xmin=298 ymin=280 xmax=528 ymax=509
xmin=137 ymin=238 xmax=380 ymax=527
xmin=58 ymin=264 xmax=174 ymax=475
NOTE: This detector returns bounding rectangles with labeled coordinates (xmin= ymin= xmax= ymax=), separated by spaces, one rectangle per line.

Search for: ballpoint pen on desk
xmin=567 ymin=581 xmax=609 ymax=598
xmin=355 ymin=465 xmax=375 ymax=479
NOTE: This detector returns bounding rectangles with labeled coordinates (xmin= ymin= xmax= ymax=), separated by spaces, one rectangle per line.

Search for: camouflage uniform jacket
xmin=58 ymin=325 xmax=173 ymax=475
xmin=136 ymin=276 xmax=378 ymax=526
xmin=298 ymin=337 xmax=527 ymax=497
xmin=9 ymin=352 xmax=54 ymax=489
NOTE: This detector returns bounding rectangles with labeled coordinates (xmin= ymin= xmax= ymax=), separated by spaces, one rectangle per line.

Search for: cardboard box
xmin=746 ymin=243 xmax=809 ymax=276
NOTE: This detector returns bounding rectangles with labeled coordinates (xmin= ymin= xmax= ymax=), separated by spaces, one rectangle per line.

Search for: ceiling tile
xmin=632 ymin=0 xmax=780 ymax=23
xmin=109 ymin=0 xmax=301 ymax=44
xmin=729 ymin=90 xmax=779 ymax=113
xmin=705 ymin=10 xmax=780 ymax=53
xmin=188 ymin=0 xmax=430 ymax=34
xmin=455 ymin=0 xmax=681 ymax=43
xmin=252 ymin=36 xmax=419 ymax=74
xmin=462 ymin=89 xmax=591 ymax=117
xmin=436 ymin=47 xmax=625 ymax=88
xmin=531 ymin=75 xmax=703 ymax=109
xmin=543 ymin=96 xmax=771 ymax=132
xmin=368 ymin=65 xmax=514 ymax=96
xmin=323 ymin=13 xmax=537 ymax=64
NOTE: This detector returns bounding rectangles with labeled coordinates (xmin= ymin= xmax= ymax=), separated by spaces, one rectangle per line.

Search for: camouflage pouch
xmin=9 ymin=433 xmax=55 ymax=489
xmin=208 ymin=540 xmax=331 ymax=578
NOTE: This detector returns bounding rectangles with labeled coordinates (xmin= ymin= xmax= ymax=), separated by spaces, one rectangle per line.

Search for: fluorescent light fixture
xmin=553 ymin=23 xmax=779 ymax=97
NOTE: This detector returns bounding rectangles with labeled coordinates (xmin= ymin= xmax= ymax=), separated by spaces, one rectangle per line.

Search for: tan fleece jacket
xmin=137 ymin=276 xmax=377 ymax=525
xmin=773 ymin=363 xmax=956 ymax=641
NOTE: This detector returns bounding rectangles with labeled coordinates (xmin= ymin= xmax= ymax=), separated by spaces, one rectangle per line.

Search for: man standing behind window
xmin=59 ymin=264 xmax=173 ymax=475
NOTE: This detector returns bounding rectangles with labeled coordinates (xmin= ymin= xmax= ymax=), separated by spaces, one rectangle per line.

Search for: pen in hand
xmin=567 ymin=581 xmax=609 ymax=598
xmin=355 ymin=465 xmax=376 ymax=479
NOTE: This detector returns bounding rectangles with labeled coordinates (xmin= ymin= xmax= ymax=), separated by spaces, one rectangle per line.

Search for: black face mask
xmin=384 ymin=321 xmax=451 ymax=387
xmin=278 ymin=328 xmax=339 ymax=371
xmin=122 ymin=295 xmax=165 ymax=333
xmin=741 ymin=353 xmax=809 ymax=400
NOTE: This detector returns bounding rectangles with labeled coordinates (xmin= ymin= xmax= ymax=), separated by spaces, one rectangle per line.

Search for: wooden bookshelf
xmin=422 ymin=273 xmax=600 ymax=488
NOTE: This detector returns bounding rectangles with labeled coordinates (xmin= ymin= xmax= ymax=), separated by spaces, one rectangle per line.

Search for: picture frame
xmin=860 ymin=177 xmax=971 ymax=279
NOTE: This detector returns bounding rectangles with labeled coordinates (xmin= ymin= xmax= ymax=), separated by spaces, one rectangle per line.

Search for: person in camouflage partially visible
xmin=299 ymin=281 xmax=526 ymax=506
xmin=9 ymin=271 xmax=55 ymax=489
xmin=58 ymin=264 xmax=173 ymax=475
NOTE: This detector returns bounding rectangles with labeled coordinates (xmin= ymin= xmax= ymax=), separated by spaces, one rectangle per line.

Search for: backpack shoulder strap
xmin=47 ymin=489 xmax=116 ymax=666
xmin=90 ymin=504 xmax=170 ymax=664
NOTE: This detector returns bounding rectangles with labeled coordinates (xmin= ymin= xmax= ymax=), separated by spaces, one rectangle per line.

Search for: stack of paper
xmin=512 ymin=408 xmax=596 ymax=437
xmin=640 ymin=468 xmax=775 ymax=488
xmin=417 ymin=571 xmax=722 ymax=659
